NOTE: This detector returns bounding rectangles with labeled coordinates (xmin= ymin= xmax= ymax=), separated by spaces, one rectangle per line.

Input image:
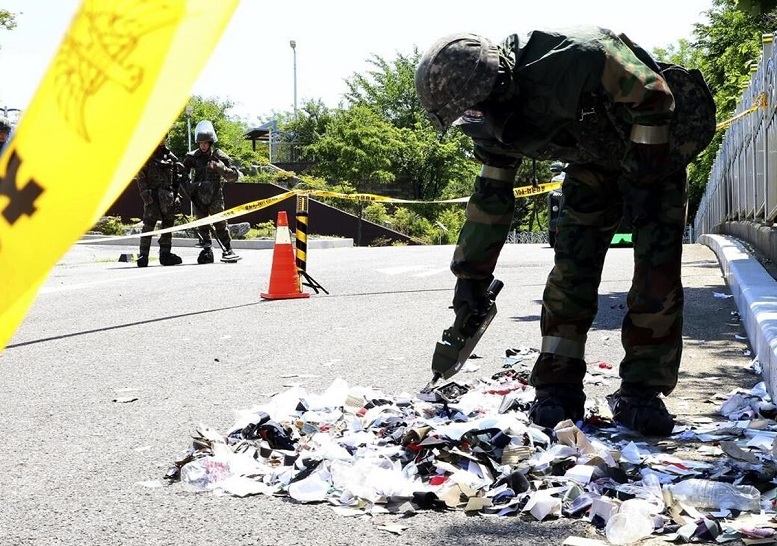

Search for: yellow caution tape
xmin=83 ymin=180 xmax=566 ymax=242
xmin=124 ymin=180 xmax=562 ymax=240
xmin=0 ymin=0 xmax=240 ymax=352
xmin=304 ymin=189 xmax=467 ymax=204
xmin=81 ymin=192 xmax=294 ymax=243
xmin=514 ymin=181 xmax=562 ymax=197
xmin=716 ymin=92 xmax=768 ymax=131
xmin=304 ymin=180 xmax=562 ymax=204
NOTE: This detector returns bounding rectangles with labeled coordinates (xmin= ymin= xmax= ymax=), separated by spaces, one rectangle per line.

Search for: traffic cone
xmin=261 ymin=211 xmax=310 ymax=300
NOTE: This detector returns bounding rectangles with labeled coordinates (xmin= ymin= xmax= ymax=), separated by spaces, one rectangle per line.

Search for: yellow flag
xmin=0 ymin=0 xmax=240 ymax=351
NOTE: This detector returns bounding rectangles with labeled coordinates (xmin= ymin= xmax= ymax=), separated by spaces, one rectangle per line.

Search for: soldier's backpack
xmin=658 ymin=62 xmax=717 ymax=173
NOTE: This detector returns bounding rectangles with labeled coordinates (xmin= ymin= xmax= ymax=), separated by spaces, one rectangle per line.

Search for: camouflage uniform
xmin=182 ymin=146 xmax=239 ymax=250
xmin=0 ymin=116 xmax=10 ymax=154
xmin=422 ymin=27 xmax=716 ymax=432
xmin=135 ymin=144 xmax=182 ymax=259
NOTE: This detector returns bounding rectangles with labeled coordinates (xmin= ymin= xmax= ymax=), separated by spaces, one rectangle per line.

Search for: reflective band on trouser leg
xmin=541 ymin=336 xmax=586 ymax=360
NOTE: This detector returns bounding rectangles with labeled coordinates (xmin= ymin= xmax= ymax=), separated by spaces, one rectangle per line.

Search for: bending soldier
xmin=182 ymin=120 xmax=241 ymax=264
xmin=415 ymin=26 xmax=716 ymax=436
xmin=134 ymin=132 xmax=183 ymax=268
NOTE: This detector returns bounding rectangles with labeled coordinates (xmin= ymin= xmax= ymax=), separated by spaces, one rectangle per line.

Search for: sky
xmin=0 ymin=0 xmax=713 ymax=126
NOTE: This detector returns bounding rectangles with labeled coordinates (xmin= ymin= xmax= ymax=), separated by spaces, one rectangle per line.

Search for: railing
xmin=507 ymin=230 xmax=549 ymax=244
xmin=694 ymin=34 xmax=776 ymax=240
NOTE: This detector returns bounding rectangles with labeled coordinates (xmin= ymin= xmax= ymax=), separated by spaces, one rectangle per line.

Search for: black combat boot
xmin=197 ymin=247 xmax=214 ymax=264
xmin=528 ymin=385 xmax=586 ymax=429
xmin=137 ymin=254 xmax=149 ymax=268
xmin=159 ymin=250 xmax=182 ymax=266
xmin=607 ymin=388 xmax=675 ymax=436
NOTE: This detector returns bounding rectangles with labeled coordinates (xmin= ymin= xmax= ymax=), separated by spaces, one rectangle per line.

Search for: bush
xmin=247 ymin=221 xmax=277 ymax=239
xmin=92 ymin=216 xmax=125 ymax=235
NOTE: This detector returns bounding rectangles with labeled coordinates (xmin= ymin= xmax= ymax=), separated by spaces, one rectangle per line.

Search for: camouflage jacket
xmin=465 ymin=26 xmax=676 ymax=172
xmin=135 ymin=145 xmax=180 ymax=194
xmin=182 ymin=147 xmax=239 ymax=203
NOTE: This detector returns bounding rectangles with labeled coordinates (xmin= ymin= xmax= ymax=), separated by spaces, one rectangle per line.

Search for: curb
xmin=78 ymin=234 xmax=353 ymax=250
xmin=701 ymin=234 xmax=777 ymax=398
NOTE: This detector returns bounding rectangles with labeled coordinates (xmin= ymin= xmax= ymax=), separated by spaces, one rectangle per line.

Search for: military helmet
xmin=0 ymin=116 xmax=11 ymax=132
xmin=415 ymin=33 xmax=500 ymax=131
xmin=194 ymin=120 xmax=218 ymax=143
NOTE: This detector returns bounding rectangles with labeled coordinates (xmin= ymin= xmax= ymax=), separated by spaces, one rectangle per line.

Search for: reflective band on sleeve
xmin=540 ymin=336 xmax=586 ymax=359
xmin=629 ymin=124 xmax=670 ymax=145
xmin=480 ymin=165 xmax=518 ymax=182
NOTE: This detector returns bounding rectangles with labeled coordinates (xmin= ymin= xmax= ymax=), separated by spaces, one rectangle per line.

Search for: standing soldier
xmin=415 ymin=27 xmax=716 ymax=436
xmin=182 ymin=120 xmax=241 ymax=264
xmin=0 ymin=116 xmax=11 ymax=154
xmin=134 ymin=132 xmax=183 ymax=268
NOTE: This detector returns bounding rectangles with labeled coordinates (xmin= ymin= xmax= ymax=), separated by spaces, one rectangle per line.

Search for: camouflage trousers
xmin=191 ymin=191 xmax=232 ymax=250
xmin=530 ymin=165 xmax=688 ymax=395
xmin=139 ymin=193 xmax=176 ymax=255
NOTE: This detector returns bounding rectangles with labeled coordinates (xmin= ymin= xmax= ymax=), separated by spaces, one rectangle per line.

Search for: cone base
xmin=260 ymin=292 xmax=310 ymax=300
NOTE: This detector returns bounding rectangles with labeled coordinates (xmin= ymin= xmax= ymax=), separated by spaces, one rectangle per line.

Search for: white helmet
xmin=194 ymin=120 xmax=218 ymax=143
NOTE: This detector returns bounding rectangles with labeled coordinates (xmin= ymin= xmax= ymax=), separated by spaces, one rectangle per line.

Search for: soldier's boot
xmin=159 ymin=250 xmax=182 ymax=266
xmin=221 ymin=248 xmax=241 ymax=263
xmin=137 ymin=255 xmax=149 ymax=268
xmin=528 ymin=385 xmax=586 ymax=429
xmin=607 ymin=388 xmax=675 ymax=436
xmin=197 ymin=247 xmax=214 ymax=264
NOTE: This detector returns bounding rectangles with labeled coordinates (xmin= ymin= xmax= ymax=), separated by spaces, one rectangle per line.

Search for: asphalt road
xmin=0 ymin=241 xmax=754 ymax=546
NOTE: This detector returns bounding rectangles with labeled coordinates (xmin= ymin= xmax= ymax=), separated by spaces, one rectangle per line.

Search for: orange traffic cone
xmin=261 ymin=211 xmax=310 ymax=300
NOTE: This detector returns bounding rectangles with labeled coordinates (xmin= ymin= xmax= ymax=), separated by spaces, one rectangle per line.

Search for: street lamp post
xmin=290 ymin=40 xmax=297 ymax=115
xmin=184 ymin=103 xmax=194 ymax=215
xmin=185 ymin=103 xmax=193 ymax=151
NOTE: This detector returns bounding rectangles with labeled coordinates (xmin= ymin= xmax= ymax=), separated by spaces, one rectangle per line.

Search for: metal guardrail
xmin=507 ymin=230 xmax=549 ymax=244
xmin=694 ymin=34 xmax=775 ymax=241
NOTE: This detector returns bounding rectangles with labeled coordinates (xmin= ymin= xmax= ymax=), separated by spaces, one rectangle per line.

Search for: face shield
xmin=194 ymin=120 xmax=218 ymax=143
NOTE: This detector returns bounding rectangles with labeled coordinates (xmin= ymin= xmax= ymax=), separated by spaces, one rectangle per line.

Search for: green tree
xmin=0 ymin=9 xmax=17 ymax=33
xmin=306 ymin=104 xmax=406 ymax=244
xmin=682 ymin=0 xmax=766 ymax=220
xmin=652 ymin=38 xmax=705 ymax=68
xmin=280 ymin=99 xmax=335 ymax=162
xmin=694 ymin=0 xmax=763 ymax=117
xmin=343 ymin=50 xmax=479 ymax=204
xmin=306 ymin=104 xmax=402 ymax=192
xmin=736 ymin=0 xmax=777 ymax=14
xmin=345 ymin=51 xmax=426 ymax=130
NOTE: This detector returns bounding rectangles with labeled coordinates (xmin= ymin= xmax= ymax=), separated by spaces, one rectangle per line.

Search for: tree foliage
xmin=0 ymin=9 xmax=17 ymax=32
xmin=0 ymin=9 xmax=17 ymax=55
xmin=664 ymin=0 xmax=771 ymax=220
xmin=306 ymin=104 xmax=402 ymax=191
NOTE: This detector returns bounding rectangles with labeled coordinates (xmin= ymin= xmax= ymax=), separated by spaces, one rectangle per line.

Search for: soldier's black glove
xmin=622 ymin=183 xmax=661 ymax=227
xmin=452 ymin=275 xmax=494 ymax=317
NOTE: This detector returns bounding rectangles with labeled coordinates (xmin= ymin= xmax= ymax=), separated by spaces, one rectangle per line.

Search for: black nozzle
xmin=487 ymin=279 xmax=504 ymax=299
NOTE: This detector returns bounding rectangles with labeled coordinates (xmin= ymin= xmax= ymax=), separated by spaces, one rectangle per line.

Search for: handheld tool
xmin=424 ymin=278 xmax=504 ymax=391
